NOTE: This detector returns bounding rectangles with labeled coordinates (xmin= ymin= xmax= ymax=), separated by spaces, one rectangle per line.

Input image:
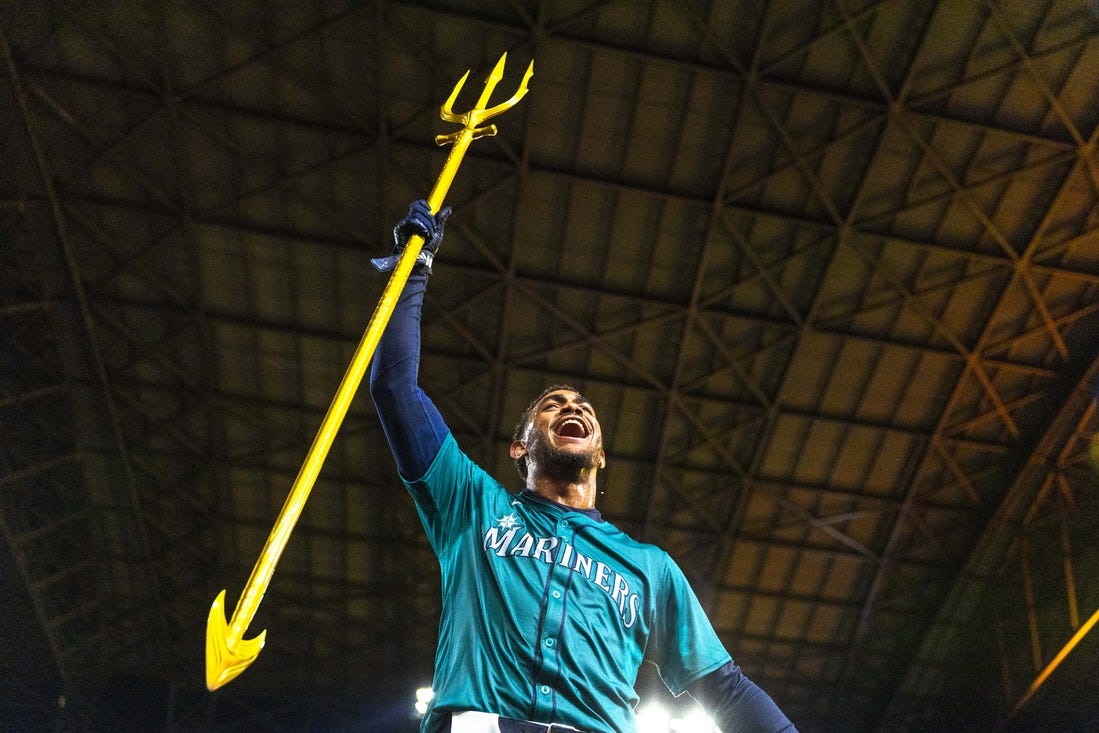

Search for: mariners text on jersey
xmin=483 ymin=516 xmax=641 ymax=628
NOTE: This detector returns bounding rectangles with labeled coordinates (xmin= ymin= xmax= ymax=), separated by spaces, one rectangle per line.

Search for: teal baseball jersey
xmin=404 ymin=433 xmax=732 ymax=733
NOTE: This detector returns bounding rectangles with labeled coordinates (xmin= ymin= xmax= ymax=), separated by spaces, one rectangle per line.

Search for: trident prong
xmin=437 ymin=52 xmax=534 ymax=145
xmin=204 ymin=53 xmax=532 ymax=691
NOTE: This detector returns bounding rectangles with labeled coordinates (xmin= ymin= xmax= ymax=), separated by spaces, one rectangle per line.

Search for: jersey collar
xmin=518 ymin=489 xmax=604 ymax=523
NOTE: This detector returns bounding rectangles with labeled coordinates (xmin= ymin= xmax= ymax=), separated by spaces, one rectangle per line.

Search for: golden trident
xmin=205 ymin=53 xmax=533 ymax=691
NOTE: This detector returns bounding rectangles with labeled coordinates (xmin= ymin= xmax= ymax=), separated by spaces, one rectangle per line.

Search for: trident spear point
xmin=205 ymin=53 xmax=533 ymax=691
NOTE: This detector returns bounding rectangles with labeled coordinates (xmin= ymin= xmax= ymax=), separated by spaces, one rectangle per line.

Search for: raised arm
xmin=368 ymin=201 xmax=452 ymax=480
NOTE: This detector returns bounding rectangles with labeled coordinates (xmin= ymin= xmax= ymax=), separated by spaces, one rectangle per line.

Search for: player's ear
xmin=510 ymin=440 xmax=527 ymax=460
xmin=598 ymin=448 xmax=605 ymax=470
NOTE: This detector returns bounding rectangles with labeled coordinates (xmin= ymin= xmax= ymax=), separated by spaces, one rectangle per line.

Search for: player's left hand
xmin=372 ymin=199 xmax=452 ymax=274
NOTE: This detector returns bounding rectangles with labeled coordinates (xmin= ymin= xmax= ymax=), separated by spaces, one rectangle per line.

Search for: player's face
xmin=521 ymin=389 xmax=605 ymax=480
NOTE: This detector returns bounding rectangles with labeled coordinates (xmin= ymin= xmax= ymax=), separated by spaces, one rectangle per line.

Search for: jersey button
xmin=544 ymin=637 xmax=556 ymax=648
xmin=540 ymin=685 xmax=551 ymax=694
xmin=551 ymin=590 xmax=562 ymax=599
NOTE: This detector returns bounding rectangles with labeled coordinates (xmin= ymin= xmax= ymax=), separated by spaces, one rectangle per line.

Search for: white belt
xmin=450 ymin=711 xmax=583 ymax=733
xmin=450 ymin=711 xmax=501 ymax=733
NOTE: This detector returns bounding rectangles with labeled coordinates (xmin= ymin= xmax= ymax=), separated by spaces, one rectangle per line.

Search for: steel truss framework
xmin=1 ymin=1 xmax=1098 ymax=731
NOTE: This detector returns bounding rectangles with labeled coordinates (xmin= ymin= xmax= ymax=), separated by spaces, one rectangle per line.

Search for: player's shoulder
xmin=593 ymin=520 xmax=675 ymax=560
xmin=433 ymin=434 xmax=501 ymax=481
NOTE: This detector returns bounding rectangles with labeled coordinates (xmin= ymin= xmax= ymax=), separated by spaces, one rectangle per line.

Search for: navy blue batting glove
xmin=371 ymin=199 xmax=452 ymax=274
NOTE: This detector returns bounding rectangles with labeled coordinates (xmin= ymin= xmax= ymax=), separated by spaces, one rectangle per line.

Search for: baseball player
xmin=369 ymin=200 xmax=796 ymax=733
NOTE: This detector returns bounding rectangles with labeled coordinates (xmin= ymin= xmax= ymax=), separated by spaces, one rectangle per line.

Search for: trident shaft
xmin=205 ymin=53 xmax=533 ymax=691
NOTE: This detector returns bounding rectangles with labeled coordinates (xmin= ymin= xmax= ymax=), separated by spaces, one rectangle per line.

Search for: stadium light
xmin=414 ymin=687 xmax=434 ymax=717
xmin=637 ymin=701 xmax=720 ymax=732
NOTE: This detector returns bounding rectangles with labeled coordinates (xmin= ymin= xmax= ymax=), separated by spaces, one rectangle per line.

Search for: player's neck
xmin=528 ymin=470 xmax=598 ymax=510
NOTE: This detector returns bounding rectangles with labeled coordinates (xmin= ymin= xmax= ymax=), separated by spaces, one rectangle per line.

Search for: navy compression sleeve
xmin=368 ymin=268 xmax=449 ymax=480
xmin=688 ymin=661 xmax=797 ymax=733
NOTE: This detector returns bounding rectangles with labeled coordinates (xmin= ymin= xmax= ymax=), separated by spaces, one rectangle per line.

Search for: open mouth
xmin=553 ymin=416 xmax=590 ymax=439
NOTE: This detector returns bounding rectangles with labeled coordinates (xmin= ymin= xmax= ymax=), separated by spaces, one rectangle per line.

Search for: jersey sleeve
xmin=401 ymin=433 xmax=490 ymax=553
xmin=645 ymin=556 xmax=732 ymax=695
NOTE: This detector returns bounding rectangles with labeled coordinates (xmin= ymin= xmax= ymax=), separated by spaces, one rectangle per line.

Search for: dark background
xmin=2 ymin=2 xmax=1098 ymax=731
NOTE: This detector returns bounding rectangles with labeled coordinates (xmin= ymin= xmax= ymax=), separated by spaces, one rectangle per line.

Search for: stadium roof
xmin=2 ymin=2 xmax=1098 ymax=731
